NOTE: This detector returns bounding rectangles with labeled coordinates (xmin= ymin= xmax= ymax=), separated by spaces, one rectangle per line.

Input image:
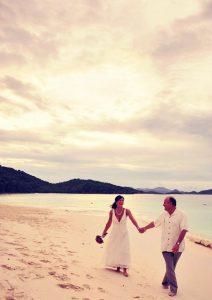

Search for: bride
xmin=101 ymin=195 xmax=140 ymax=277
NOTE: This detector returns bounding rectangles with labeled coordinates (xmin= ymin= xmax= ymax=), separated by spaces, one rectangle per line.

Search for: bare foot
xmin=123 ymin=270 xmax=128 ymax=277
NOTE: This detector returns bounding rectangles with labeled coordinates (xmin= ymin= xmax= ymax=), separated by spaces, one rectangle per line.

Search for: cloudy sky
xmin=1 ymin=0 xmax=212 ymax=191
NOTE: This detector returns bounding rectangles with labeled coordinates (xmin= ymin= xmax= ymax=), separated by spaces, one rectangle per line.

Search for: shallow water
xmin=0 ymin=193 xmax=211 ymax=241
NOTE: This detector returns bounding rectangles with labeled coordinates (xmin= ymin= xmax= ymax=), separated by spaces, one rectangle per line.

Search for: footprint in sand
xmin=32 ymin=273 xmax=45 ymax=280
xmin=16 ymin=247 xmax=28 ymax=251
xmin=98 ymin=287 xmax=105 ymax=293
xmin=71 ymin=259 xmax=79 ymax=264
xmin=58 ymin=283 xmax=84 ymax=291
xmin=57 ymin=274 xmax=70 ymax=281
xmin=86 ymin=274 xmax=93 ymax=279
xmin=19 ymin=260 xmax=42 ymax=268
xmin=67 ymin=250 xmax=76 ymax=255
xmin=38 ymin=250 xmax=50 ymax=255
xmin=70 ymin=272 xmax=80 ymax=277
xmin=49 ymin=271 xmax=70 ymax=281
xmin=82 ymin=284 xmax=91 ymax=290
xmin=33 ymin=240 xmax=42 ymax=244
xmin=49 ymin=271 xmax=56 ymax=276
xmin=6 ymin=242 xmax=21 ymax=246
xmin=21 ymin=252 xmax=30 ymax=257
xmin=18 ymin=274 xmax=30 ymax=281
xmin=40 ymin=259 xmax=50 ymax=263
xmin=1 ymin=264 xmax=17 ymax=270
xmin=6 ymin=253 xmax=16 ymax=257
xmin=61 ymin=264 xmax=68 ymax=270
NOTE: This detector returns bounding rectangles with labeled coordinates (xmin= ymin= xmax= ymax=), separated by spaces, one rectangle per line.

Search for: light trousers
xmin=162 ymin=251 xmax=182 ymax=294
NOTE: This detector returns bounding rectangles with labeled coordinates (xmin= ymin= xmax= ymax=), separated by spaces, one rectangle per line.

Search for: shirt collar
xmin=165 ymin=208 xmax=177 ymax=216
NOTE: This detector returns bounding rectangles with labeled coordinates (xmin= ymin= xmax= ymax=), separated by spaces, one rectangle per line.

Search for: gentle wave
xmin=0 ymin=193 xmax=211 ymax=248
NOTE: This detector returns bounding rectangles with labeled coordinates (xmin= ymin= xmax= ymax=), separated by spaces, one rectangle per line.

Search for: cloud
xmin=0 ymin=0 xmax=211 ymax=191
xmin=0 ymin=128 xmax=57 ymax=144
xmin=0 ymin=2 xmax=63 ymax=68
xmin=0 ymin=96 xmax=30 ymax=115
xmin=0 ymin=51 xmax=26 ymax=68
xmin=0 ymin=76 xmax=50 ymax=110
xmin=151 ymin=0 xmax=212 ymax=66
xmin=132 ymin=101 xmax=212 ymax=140
xmin=58 ymin=98 xmax=212 ymax=143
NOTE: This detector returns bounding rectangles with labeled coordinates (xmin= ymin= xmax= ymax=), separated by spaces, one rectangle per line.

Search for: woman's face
xmin=117 ymin=198 xmax=124 ymax=207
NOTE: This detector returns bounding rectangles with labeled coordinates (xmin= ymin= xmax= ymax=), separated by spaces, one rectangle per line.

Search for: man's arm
xmin=172 ymin=229 xmax=188 ymax=252
xmin=139 ymin=221 xmax=155 ymax=233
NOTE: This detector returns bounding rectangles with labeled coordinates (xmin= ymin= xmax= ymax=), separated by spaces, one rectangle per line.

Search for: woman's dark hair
xmin=111 ymin=195 xmax=124 ymax=209
xmin=169 ymin=196 xmax=177 ymax=207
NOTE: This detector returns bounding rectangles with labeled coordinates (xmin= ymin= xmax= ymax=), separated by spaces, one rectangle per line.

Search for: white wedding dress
xmin=105 ymin=208 xmax=130 ymax=268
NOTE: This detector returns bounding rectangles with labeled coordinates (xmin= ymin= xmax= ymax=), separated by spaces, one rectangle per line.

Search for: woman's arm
xmin=139 ymin=221 xmax=155 ymax=233
xmin=102 ymin=210 xmax=112 ymax=237
xmin=126 ymin=209 xmax=139 ymax=231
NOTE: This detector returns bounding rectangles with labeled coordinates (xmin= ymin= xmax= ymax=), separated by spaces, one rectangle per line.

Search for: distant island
xmin=0 ymin=165 xmax=212 ymax=194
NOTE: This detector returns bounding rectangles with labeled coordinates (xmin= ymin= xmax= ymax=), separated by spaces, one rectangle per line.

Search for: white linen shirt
xmin=154 ymin=209 xmax=188 ymax=252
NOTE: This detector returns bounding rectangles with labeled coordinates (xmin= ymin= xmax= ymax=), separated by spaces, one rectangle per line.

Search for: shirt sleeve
xmin=154 ymin=212 xmax=164 ymax=227
xmin=180 ymin=212 xmax=189 ymax=231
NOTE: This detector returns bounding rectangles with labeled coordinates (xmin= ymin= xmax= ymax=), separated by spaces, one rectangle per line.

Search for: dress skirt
xmin=104 ymin=209 xmax=130 ymax=268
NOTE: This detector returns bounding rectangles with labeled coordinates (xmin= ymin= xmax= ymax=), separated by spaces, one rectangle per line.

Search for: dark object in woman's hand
xmin=95 ymin=235 xmax=104 ymax=244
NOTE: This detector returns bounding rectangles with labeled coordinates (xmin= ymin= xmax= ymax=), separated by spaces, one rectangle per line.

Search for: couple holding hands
xmin=101 ymin=195 xmax=188 ymax=297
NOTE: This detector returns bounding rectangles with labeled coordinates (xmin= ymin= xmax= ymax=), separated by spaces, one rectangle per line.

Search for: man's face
xmin=163 ymin=197 xmax=173 ymax=212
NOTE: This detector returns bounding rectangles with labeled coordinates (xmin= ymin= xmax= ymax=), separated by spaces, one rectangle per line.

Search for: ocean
xmin=0 ymin=193 xmax=211 ymax=245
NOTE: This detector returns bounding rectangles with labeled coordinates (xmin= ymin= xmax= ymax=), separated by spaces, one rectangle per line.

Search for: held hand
xmin=139 ymin=227 xmax=146 ymax=233
xmin=172 ymin=243 xmax=180 ymax=253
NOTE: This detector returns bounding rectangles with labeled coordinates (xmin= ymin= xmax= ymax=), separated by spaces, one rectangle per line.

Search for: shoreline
xmin=0 ymin=193 xmax=211 ymax=244
xmin=0 ymin=204 xmax=212 ymax=300
xmin=187 ymin=233 xmax=212 ymax=248
xmin=1 ymin=200 xmax=211 ymax=248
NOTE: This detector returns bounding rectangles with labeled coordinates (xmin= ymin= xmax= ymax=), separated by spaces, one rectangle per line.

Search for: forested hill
xmin=0 ymin=166 xmax=140 ymax=194
xmin=54 ymin=179 xmax=139 ymax=194
xmin=1 ymin=165 xmax=212 ymax=194
xmin=199 ymin=189 xmax=212 ymax=194
xmin=0 ymin=166 xmax=53 ymax=193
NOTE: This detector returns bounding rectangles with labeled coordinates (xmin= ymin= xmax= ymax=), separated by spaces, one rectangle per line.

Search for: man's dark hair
xmin=169 ymin=196 xmax=176 ymax=207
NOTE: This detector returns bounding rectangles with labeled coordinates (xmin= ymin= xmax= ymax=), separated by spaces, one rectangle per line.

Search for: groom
xmin=139 ymin=196 xmax=188 ymax=297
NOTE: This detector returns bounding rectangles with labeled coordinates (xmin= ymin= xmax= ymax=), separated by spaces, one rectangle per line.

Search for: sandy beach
xmin=0 ymin=204 xmax=211 ymax=300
